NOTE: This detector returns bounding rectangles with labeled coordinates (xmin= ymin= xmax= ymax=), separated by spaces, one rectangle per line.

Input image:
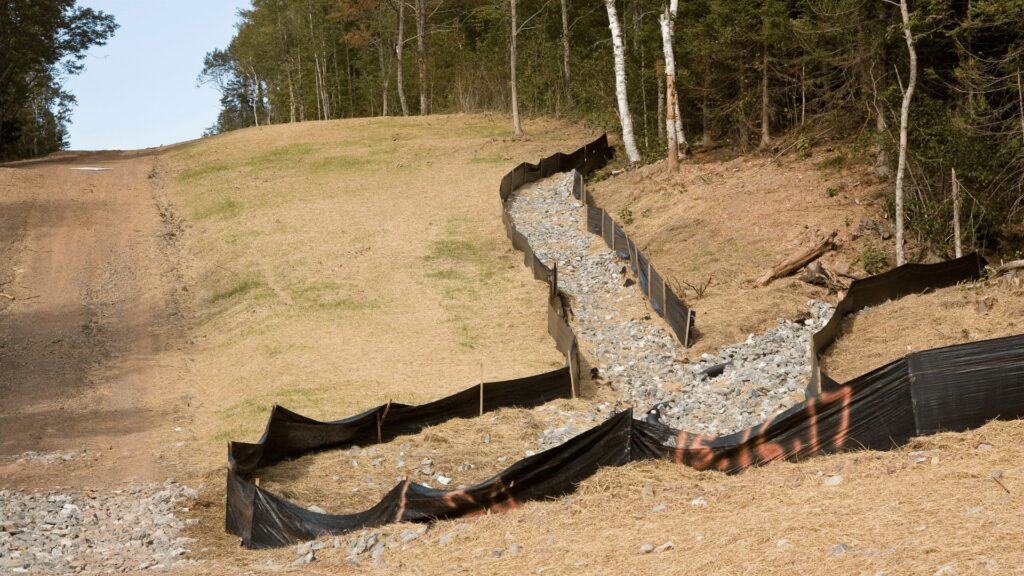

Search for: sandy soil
xmin=0 ymin=149 xmax=192 ymax=489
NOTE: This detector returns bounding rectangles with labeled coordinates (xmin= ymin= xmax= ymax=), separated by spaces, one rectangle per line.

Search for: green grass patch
xmin=177 ymin=160 xmax=234 ymax=184
xmin=209 ymin=277 xmax=263 ymax=304
xmin=214 ymin=385 xmax=333 ymax=442
xmin=289 ymin=281 xmax=378 ymax=311
xmin=193 ymin=196 xmax=242 ymax=220
xmin=248 ymin=143 xmax=320 ymax=171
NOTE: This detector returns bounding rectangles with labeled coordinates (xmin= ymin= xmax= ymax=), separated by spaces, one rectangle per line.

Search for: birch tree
xmin=659 ymin=0 xmax=685 ymax=157
xmin=893 ymin=0 xmax=917 ymax=266
xmin=604 ymin=0 xmax=641 ymax=163
xmin=509 ymin=0 xmax=523 ymax=136
xmin=659 ymin=9 xmax=678 ymax=168
xmin=393 ymin=0 xmax=409 ymax=116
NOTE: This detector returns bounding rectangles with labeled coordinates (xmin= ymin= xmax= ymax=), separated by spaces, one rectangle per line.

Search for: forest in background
xmin=201 ymin=0 xmax=1024 ymax=258
xmin=0 ymin=1 xmax=117 ymax=160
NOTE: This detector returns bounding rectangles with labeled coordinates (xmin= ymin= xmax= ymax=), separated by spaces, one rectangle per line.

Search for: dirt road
xmin=0 ymin=151 xmax=189 ymax=489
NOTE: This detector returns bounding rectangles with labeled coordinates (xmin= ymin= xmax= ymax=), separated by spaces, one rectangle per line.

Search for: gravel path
xmin=508 ymin=173 xmax=834 ymax=436
xmin=0 ymin=480 xmax=200 ymax=574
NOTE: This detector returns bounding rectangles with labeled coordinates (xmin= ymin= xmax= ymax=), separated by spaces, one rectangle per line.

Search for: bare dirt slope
xmin=0 ymin=150 xmax=191 ymax=488
xmin=587 ymin=148 xmax=885 ymax=356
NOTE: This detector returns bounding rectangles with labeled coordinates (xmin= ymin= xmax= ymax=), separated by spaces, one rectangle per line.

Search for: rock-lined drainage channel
xmin=508 ymin=172 xmax=834 ymax=436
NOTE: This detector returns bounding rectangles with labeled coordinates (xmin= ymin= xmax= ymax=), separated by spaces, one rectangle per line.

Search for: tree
xmin=0 ymin=0 xmax=117 ymax=160
xmin=509 ymin=0 xmax=524 ymax=136
xmin=893 ymin=0 xmax=917 ymax=266
xmin=604 ymin=0 xmax=641 ymax=163
xmin=392 ymin=0 xmax=410 ymax=115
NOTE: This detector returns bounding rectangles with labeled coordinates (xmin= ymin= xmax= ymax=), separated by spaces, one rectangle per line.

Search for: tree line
xmin=203 ymin=0 xmax=1024 ymax=258
xmin=0 ymin=1 xmax=117 ymax=161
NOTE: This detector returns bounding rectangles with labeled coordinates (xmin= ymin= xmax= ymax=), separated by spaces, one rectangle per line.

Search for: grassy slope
xmin=160 ymin=114 xmax=595 ymax=472
xmin=162 ymin=119 xmax=1021 ymax=575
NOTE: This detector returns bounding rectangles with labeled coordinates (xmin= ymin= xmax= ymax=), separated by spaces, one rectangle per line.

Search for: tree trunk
xmin=415 ymin=0 xmax=428 ymax=114
xmin=952 ymin=167 xmax=962 ymax=258
xmin=894 ymin=0 xmax=917 ymax=266
xmin=759 ymin=45 xmax=770 ymax=150
xmin=378 ymin=40 xmax=390 ymax=117
xmin=604 ymin=0 xmax=641 ymax=163
xmin=287 ymin=67 xmax=297 ymax=123
xmin=510 ymin=0 xmax=524 ymax=136
xmin=660 ymin=2 xmax=685 ymax=155
xmin=396 ymin=0 xmax=410 ymax=116
xmin=800 ymin=63 xmax=806 ymax=126
xmin=656 ymin=60 xmax=665 ymax=142
xmin=701 ymin=57 xmax=712 ymax=147
xmin=560 ymin=0 xmax=571 ymax=104
xmin=659 ymin=11 xmax=678 ymax=168
xmin=1017 ymin=69 xmax=1024 ymax=145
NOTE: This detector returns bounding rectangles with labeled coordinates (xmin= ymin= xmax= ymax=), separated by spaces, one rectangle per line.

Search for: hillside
xmin=2 ymin=117 xmax=1020 ymax=576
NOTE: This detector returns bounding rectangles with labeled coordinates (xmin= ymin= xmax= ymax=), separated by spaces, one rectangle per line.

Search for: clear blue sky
xmin=65 ymin=1 xmax=249 ymax=150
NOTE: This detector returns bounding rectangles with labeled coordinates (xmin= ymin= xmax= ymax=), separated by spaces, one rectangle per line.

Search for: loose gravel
xmin=0 ymin=480 xmax=200 ymax=574
xmin=507 ymin=172 xmax=835 ymax=436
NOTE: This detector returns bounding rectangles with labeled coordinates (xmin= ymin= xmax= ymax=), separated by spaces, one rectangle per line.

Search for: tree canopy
xmin=0 ymin=0 xmax=118 ymax=160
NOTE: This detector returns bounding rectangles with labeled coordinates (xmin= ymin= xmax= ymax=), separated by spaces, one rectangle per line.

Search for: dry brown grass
xmin=157 ymin=122 xmax=1024 ymax=575
xmin=157 ymin=114 xmax=599 ymax=476
xmin=587 ymin=150 xmax=887 ymax=356
xmin=259 ymin=398 xmax=601 ymax=513
xmin=823 ymin=278 xmax=1024 ymax=381
xmin=181 ymin=417 xmax=1023 ymax=575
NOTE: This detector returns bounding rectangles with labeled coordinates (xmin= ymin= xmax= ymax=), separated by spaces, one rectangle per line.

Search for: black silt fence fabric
xmin=574 ymin=196 xmax=695 ymax=347
xmin=649 ymin=268 xmax=665 ymax=316
xmin=225 ymin=134 xmax=1019 ymax=549
xmin=229 ymin=330 xmax=1024 ymax=548
xmin=636 ymin=250 xmax=650 ymax=295
xmin=586 ymin=206 xmax=603 ymax=235
xmin=227 ymin=135 xmax=612 ymax=548
xmin=807 ymin=253 xmax=987 ymax=395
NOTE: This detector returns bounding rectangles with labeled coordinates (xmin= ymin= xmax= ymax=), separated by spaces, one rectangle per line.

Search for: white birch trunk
xmin=605 ymin=0 xmax=641 ymax=163
xmin=510 ymin=0 xmax=524 ymax=136
xmin=894 ymin=0 xmax=917 ymax=266
xmin=662 ymin=2 xmax=685 ymax=153
xmin=396 ymin=0 xmax=409 ymax=116
xmin=659 ymin=12 xmax=678 ymax=168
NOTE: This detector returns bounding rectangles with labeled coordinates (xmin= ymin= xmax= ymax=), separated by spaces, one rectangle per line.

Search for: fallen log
xmin=757 ymin=230 xmax=838 ymax=287
xmin=993 ymin=259 xmax=1024 ymax=276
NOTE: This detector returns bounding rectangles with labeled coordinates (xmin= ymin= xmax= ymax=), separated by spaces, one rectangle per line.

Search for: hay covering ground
xmin=159 ymin=120 xmax=1023 ymax=574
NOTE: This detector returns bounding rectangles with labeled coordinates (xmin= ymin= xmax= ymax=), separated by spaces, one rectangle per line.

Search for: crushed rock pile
xmin=0 ymin=480 xmax=200 ymax=574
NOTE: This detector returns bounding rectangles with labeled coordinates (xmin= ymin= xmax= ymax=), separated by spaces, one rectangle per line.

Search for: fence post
xmin=479 ymin=382 xmax=484 ymax=416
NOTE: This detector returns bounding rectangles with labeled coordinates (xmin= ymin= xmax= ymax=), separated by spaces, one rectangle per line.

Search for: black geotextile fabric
xmin=227 ymin=135 xmax=613 ymax=548
xmin=225 ymin=135 xmax=1020 ymax=549
xmin=807 ymin=252 xmax=987 ymax=395
xmin=582 ymin=189 xmax=696 ymax=347
xmin=228 ymin=332 xmax=1024 ymax=548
